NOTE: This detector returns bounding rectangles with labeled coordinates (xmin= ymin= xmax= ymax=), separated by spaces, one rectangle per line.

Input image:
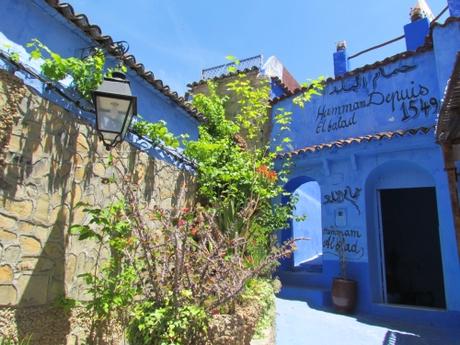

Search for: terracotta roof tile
xmin=271 ymin=76 xmax=290 ymax=94
xmin=281 ymin=66 xmax=300 ymax=92
xmin=437 ymin=52 xmax=460 ymax=142
xmin=187 ymin=66 xmax=260 ymax=88
xmin=270 ymin=44 xmax=432 ymax=105
xmin=278 ymin=126 xmax=435 ymax=158
xmin=271 ymin=17 xmax=460 ymax=106
xmin=45 ymin=0 xmax=204 ymax=122
xmin=187 ymin=62 xmax=300 ymax=94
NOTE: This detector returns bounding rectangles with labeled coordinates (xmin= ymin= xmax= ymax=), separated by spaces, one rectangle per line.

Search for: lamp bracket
xmin=80 ymin=41 xmax=130 ymax=59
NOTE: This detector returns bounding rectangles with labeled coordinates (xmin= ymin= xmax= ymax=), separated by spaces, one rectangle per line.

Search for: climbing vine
xmin=27 ymin=39 xmax=105 ymax=100
xmin=70 ymin=168 xmax=297 ymax=344
xmin=19 ymin=39 xmax=179 ymax=147
xmin=69 ymin=59 xmax=322 ymax=343
xmin=132 ymin=118 xmax=180 ymax=148
xmin=12 ymin=43 xmax=325 ymax=343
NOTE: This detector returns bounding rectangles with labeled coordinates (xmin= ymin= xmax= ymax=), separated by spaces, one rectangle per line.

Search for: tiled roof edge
xmin=271 ymin=76 xmax=293 ymax=95
xmin=45 ymin=0 xmax=205 ymax=122
xmin=436 ymin=52 xmax=460 ymax=142
xmin=270 ymin=43 xmax=432 ymax=105
xmin=277 ymin=126 xmax=435 ymax=158
xmin=270 ymin=17 xmax=460 ymax=106
xmin=187 ymin=66 xmax=260 ymax=88
xmin=270 ymin=81 xmax=323 ymax=106
xmin=187 ymin=70 xmax=295 ymax=99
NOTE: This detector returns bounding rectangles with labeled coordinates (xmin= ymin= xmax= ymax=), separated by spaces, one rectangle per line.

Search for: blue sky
xmin=68 ymin=0 xmax=448 ymax=95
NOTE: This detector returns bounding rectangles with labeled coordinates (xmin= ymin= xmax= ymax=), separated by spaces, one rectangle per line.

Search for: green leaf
xmin=30 ymin=49 xmax=41 ymax=60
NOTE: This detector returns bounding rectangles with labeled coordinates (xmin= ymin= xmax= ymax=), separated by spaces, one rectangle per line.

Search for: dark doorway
xmin=379 ymin=187 xmax=446 ymax=309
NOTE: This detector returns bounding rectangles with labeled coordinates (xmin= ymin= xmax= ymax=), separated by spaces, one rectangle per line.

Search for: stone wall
xmin=208 ymin=301 xmax=261 ymax=345
xmin=0 ymin=70 xmax=194 ymax=344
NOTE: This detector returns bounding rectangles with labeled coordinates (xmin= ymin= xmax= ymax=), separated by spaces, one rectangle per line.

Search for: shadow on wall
xmin=0 ymin=71 xmax=97 ymax=343
xmin=0 ymin=82 xmax=76 ymax=342
xmin=0 ymin=71 xmax=195 ymax=344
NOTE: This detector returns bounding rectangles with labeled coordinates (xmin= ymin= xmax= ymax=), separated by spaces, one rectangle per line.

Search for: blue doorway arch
xmin=282 ymin=176 xmax=323 ymax=271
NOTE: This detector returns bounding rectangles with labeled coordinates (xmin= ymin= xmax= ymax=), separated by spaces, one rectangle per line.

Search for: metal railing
xmin=348 ymin=6 xmax=449 ymax=61
xmin=201 ymin=55 xmax=263 ymax=80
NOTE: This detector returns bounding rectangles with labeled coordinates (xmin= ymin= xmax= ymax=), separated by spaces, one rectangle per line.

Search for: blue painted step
xmin=276 ymin=269 xmax=329 ymax=287
xmin=277 ymin=285 xmax=331 ymax=309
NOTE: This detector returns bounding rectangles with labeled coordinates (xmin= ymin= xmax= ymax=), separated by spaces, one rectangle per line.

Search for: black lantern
xmin=92 ymin=72 xmax=137 ymax=150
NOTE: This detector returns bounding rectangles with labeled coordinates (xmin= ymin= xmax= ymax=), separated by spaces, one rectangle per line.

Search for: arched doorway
xmin=366 ymin=161 xmax=446 ymax=308
xmin=284 ymin=176 xmax=323 ymax=272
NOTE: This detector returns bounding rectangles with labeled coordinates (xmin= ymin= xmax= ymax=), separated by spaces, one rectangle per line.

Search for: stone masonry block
xmin=19 ymin=236 xmax=42 ymax=256
xmin=0 ymin=229 xmax=16 ymax=241
xmin=3 ymin=199 xmax=33 ymax=219
xmin=17 ymin=274 xmax=49 ymax=305
xmin=0 ymin=285 xmax=17 ymax=305
xmin=3 ymin=246 xmax=21 ymax=263
xmin=0 ymin=265 xmax=14 ymax=284
xmin=0 ymin=214 xmax=16 ymax=230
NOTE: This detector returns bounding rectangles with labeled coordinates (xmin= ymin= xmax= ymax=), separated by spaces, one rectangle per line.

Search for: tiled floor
xmin=275 ymin=298 xmax=460 ymax=345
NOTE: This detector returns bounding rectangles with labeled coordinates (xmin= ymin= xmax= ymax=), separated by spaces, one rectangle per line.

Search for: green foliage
xmin=67 ymin=55 xmax=322 ymax=345
xmin=241 ymin=278 xmax=280 ymax=338
xmin=2 ymin=44 xmax=20 ymax=63
xmin=293 ymin=77 xmax=325 ymax=108
xmin=226 ymin=75 xmax=272 ymax=140
xmin=26 ymin=38 xmax=105 ymax=99
xmin=129 ymin=293 xmax=208 ymax=345
xmin=70 ymin=178 xmax=296 ymax=344
xmin=185 ymin=79 xmax=275 ymax=204
xmin=70 ymin=200 xmax=139 ymax=321
xmin=185 ymin=66 xmax=323 ymax=266
xmin=225 ymin=55 xmax=240 ymax=73
xmin=0 ymin=336 xmax=31 ymax=345
xmin=55 ymin=296 xmax=79 ymax=312
xmin=132 ymin=118 xmax=180 ymax=148
xmin=23 ymin=40 xmax=182 ymax=149
xmin=106 ymin=63 xmax=128 ymax=77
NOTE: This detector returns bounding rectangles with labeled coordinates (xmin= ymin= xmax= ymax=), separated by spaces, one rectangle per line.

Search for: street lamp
xmin=92 ymin=71 xmax=137 ymax=150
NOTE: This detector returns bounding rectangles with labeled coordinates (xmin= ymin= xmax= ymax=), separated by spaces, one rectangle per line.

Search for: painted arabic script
xmin=315 ymin=65 xmax=440 ymax=134
xmin=323 ymin=186 xmax=362 ymax=214
xmin=323 ymin=228 xmax=365 ymax=260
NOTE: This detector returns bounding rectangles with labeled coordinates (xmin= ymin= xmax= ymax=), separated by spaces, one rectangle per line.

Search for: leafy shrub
xmin=27 ymin=39 xmax=105 ymax=99
xmin=70 ymin=167 xmax=296 ymax=344
xmin=65 ymin=54 xmax=322 ymax=344
xmin=241 ymin=278 xmax=281 ymax=338
xmin=0 ymin=336 xmax=31 ymax=345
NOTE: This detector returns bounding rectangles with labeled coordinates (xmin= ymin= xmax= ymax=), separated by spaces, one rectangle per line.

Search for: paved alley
xmin=276 ymin=298 xmax=460 ymax=345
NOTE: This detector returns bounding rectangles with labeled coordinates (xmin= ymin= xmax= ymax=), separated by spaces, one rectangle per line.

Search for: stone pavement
xmin=275 ymin=298 xmax=460 ymax=345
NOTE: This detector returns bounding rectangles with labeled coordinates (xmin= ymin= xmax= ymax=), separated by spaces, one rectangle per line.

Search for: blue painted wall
xmin=269 ymin=79 xmax=287 ymax=99
xmin=0 ymin=0 xmax=199 ymax=142
xmin=404 ymin=18 xmax=430 ymax=52
xmin=272 ymin=51 xmax=440 ymax=150
xmin=333 ymin=49 xmax=349 ymax=77
xmin=273 ymin=17 xmax=460 ymax=325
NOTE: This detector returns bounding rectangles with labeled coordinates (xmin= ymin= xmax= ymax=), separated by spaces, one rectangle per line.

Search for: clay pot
xmin=331 ymin=277 xmax=357 ymax=314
